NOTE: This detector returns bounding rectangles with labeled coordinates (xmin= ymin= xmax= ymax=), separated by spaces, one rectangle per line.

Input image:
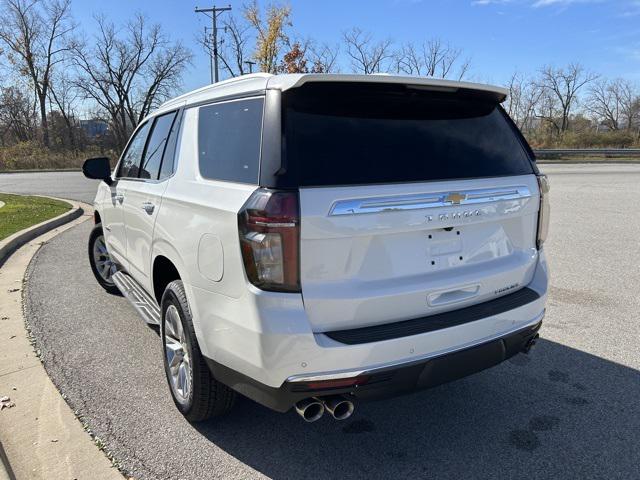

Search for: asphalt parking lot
xmin=4 ymin=164 xmax=640 ymax=479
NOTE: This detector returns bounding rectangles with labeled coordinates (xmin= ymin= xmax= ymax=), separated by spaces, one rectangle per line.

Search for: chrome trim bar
xmin=329 ymin=186 xmax=531 ymax=216
xmin=286 ymin=310 xmax=545 ymax=383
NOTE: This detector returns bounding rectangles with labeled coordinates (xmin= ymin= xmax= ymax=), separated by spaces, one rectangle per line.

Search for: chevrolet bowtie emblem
xmin=444 ymin=192 xmax=467 ymax=205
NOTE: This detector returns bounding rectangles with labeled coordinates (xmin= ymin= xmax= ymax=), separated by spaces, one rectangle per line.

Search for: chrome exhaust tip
xmin=322 ymin=395 xmax=355 ymax=421
xmin=294 ymin=397 xmax=325 ymax=423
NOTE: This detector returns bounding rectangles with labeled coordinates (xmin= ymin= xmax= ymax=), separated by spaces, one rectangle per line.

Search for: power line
xmin=195 ymin=4 xmax=232 ymax=84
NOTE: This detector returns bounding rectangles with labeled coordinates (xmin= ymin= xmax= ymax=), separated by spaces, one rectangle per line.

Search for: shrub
xmin=0 ymin=142 xmax=118 ymax=171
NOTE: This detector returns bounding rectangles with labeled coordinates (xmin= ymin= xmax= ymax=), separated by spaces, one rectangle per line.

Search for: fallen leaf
xmin=0 ymin=396 xmax=15 ymax=410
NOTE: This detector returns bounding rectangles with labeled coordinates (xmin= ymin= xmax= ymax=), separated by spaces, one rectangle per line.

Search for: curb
xmin=0 ymin=195 xmax=84 ymax=268
xmin=0 ymin=205 xmax=122 ymax=479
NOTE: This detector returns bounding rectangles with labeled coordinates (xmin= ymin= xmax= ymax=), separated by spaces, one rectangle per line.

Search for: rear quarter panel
xmin=153 ymin=107 xmax=258 ymax=360
xmin=155 ymin=106 xmax=257 ymax=299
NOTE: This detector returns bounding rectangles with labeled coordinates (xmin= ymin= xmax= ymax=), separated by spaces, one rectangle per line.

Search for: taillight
xmin=238 ymin=189 xmax=300 ymax=292
xmin=536 ymin=174 xmax=550 ymax=249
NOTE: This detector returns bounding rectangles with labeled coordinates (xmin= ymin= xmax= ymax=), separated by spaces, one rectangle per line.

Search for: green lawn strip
xmin=0 ymin=193 xmax=71 ymax=241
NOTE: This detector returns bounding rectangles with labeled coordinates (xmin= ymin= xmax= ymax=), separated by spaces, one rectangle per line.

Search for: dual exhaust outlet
xmin=295 ymin=395 xmax=354 ymax=422
xmin=294 ymin=332 xmax=540 ymax=422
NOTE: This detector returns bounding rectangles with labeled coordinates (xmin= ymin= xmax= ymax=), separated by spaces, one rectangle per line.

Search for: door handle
xmin=114 ymin=193 xmax=124 ymax=203
xmin=142 ymin=202 xmax=155 ymax=214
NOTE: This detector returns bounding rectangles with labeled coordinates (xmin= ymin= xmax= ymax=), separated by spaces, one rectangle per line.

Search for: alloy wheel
xmin=164 ymin=305 xmax=192 ymax=403
xmin=92 ymin=235 xmax=116 ymax=285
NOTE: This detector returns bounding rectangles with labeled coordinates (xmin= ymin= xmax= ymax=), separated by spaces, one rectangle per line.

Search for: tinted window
xmin=198 ymin=98 xmax=264 ymax=183
xmin=281 ymin=84 xmax=534 ymax=187
xmin=159 ymin=111 xmax=183 ymax=180
xmin=117 ymin=122 xmax=151 ymax=178
xmin=140 ymin=111 xmax=177 ymax=180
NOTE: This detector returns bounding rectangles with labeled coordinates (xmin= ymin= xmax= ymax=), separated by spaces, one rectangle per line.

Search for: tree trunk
xmin=63 ymin=116 xmax=76 ymax=151
xmin=38 ymin=94 xmax=50 ymax=147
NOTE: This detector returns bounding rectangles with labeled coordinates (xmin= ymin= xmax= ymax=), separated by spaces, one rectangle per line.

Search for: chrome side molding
xmin=112 ymin=271 xmax=161 ymax=325
xmin=329 ymin=186 xmax=531 ymax=216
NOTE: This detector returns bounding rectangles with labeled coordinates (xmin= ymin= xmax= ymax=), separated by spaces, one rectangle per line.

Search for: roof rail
xmin=160 ymin=73 xmax=274 ymax=109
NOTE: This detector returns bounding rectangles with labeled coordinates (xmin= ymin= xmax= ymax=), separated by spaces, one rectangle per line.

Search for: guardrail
xmin=535 ymin=148 xmax=640 ymax=158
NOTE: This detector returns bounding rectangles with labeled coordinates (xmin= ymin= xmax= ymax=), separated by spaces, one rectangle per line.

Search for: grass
xmin=0 ymin=193 xmax=71 ymax=241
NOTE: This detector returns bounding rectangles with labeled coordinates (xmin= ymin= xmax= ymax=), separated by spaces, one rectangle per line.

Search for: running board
xmin=112 ymin=271 xmax=161 ymax=325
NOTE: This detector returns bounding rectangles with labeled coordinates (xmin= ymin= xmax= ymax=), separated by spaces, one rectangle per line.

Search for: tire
xmin=161 ymin=280 xmax=235 ymax=422
xmin=88 ymin=223 xmax=120 ymax=295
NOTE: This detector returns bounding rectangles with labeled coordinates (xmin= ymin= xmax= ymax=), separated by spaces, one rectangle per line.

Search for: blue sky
xmin=70 ymin=0 xmax=640 ymax=93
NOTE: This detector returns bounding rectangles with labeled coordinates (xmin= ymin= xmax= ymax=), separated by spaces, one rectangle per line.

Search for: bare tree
xmin=48 ymin=69 xmax=79 ymax=148
xmin=536 ymin=87 xmax=563 ymax=137
xmin=505 ymin=72 xmax=523 ymax=120
xmin=395 ymin=39 xmax=471 ymax=80
xmin=585 ymin=78 xmax=625 ymax=130
xmin=197 ymin=14 xmax=252 ymax=78
xmin=0 ymin=84 xmax=38 ymax=145
xmin=343 ymin=27 xmax=393 ymax=74
xmin=506 ymin=72 xmax=543 ymax=132
xmin=0 ymin=0 xmax=75 ymax=147
xmin=308 ymin=42 xmax=339 ymax=73
xmin=221 ymin=16 xmax=253 ymax=76
xmin=72 ymin=14 xmax=191 ymax=150
xmin=537 ymin=63 xmax=598 ymax=133
xmin=245 ymin=1 xmax=291 ymax=74
xmin=616 ymin=79 xmax=640 ymax=130
xmin=276 ymin=38 xmax=340 ymax=74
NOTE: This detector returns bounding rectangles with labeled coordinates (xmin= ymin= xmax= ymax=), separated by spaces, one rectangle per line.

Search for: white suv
xmin=82 ymin=73 xmax=549 ymax=423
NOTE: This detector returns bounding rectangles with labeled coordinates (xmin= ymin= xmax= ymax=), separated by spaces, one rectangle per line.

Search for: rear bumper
xmin=191 ymin=249 xmax=549 ymax=411
xmin=205 ymin=319 xmax=542 ymax=412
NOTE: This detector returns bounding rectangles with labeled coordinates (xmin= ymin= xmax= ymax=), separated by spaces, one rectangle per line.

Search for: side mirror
xmin=82 ymin=157 xmax=113 ymax=186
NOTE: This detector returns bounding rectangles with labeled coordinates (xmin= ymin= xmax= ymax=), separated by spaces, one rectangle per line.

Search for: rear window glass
xmin=198 ymin=97 xmax=264 ymax=183
xmin=281 ymin=83 xmax=534 ymax=187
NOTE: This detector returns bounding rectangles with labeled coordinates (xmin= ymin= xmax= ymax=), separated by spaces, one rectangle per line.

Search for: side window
xmin=197 ymin=97 xmax=264 ymax=183
xmin=139 ymin=111 xmax=177 ymax=180
xmin=117 ymin=122 xmax=151 ymax=178
xmin=159 ymin=110 xmax=183 ymax=180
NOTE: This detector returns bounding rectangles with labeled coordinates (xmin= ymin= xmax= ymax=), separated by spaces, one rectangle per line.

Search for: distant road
xmin=0 ymin=171 xmax=99 ymax=204
xmin=2 ymin=162 xmax=640 ymax=206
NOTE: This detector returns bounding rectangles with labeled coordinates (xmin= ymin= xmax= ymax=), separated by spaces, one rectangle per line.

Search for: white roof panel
xmin=156 ymin=73 xmax=508 ymax=115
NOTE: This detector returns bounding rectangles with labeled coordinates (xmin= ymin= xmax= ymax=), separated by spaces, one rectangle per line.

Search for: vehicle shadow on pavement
xmin=195 ymin=339 xmax=640 ymax=480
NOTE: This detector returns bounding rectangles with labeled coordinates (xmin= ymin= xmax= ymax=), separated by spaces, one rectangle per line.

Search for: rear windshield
xmin=280 ymin=83 xmax=534 ymax=187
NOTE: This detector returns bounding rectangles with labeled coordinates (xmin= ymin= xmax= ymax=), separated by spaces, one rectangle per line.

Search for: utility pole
xmin=204 ymin=26 xmax=213 ymax=82
xmin=195 ymin=4 xmax=232 ymax=83
xmin=244 ymin=60 xmax=256 ymax=74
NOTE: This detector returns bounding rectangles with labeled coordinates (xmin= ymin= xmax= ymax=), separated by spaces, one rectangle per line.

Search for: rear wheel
xmin=88 ymin=224 xmax=120 ymax=295
xmin=161 ymin=280 xmax=235 ymax=422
